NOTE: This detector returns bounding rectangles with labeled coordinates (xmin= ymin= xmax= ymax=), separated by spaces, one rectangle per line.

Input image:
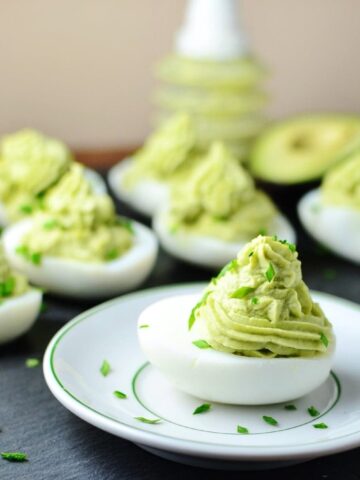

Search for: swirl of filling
xmin=194 ymin=236 xmax=333 ymax=357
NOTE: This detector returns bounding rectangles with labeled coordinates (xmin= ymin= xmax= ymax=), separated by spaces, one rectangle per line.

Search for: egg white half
xmin=153 ymin=210 xmax=296 ymax=269
xmin=2 ymin=219 xmax=158 ymax=299
xmin=138 ymin=294 xmax=335 ymax=405
xmin=107 ymin=158 xmax=169 ymax=217
xmin=0 ymin=288 xmax=42 ymax=345
xmin=298 ymin=189 xmax=360 ymax=264
xmin=0 ymin=167 xmax=107 ymax=229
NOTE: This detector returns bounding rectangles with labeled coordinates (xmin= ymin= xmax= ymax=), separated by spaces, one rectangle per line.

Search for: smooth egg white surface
xmin=107 ymin=158 xmax=169 ymax=217
xmin=138 ymin=294 xmax=335 ymax=405
xmin=298 ymin=189 xmax=360 ymax=264
xmin=2 ymin=219 xmax=158 ymax=299
xmin=0 ymin=167 xmax=107 ymax=229
xmin=153 ymin=210 xmax=296 ymax=269
xmin=0 ymin=289 xmax=42 ymax=345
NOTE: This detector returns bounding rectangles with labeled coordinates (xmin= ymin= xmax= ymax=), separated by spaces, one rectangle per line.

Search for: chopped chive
xmin=31 ymin=252 xmax=42 ymax=265
xmin=217 ymin=259 xmax=238 ymax=279
xmin=116 ymin=216 xmax=134 ymax=234
xmin=230 ymin=286 xmax=255 ymax=299
xmin=192 ymin=339 xmax=211 ymax=349
xmin=25 ymin=358 xmax=40 ymax=368
xmin=237 ymin=425 xmax=249 ymax=434
xmin=320 ymin=333 xmax=329 ymax=348
xmin=262 ymin=415 xmax=278 ymax=426
xmin=19 ymin=205 xmax=33 ymax=214
xmin=105 ymin=249 xmax=118 ymax=261
xmin=43 ymin=219 xmax=59 ymax=230
xmin=323 ymin=268 xmax=336 ymax=280
xmin=113 ymin=390 xmax=127 ymax=399
xmin=0 ymin=277 xmax=15 ymax=297
xmin=313 ymin=422 xmax=328 ymax=429
xmin=284 ymin=404 xmax=297 ymax=411
xmin=1 ymin=452 xmax=28 ymax=462
xmin=188 ymin=291 xmax=210 ymax=330
xmin=135 ymin=417 xmax=161 ymax=424
xmin=265 ymin=263 xmax=276 ymax=282
xmin=139 ymin=324 xmax=149 ymax=329
xmin=193 ymin=403 xmax=211 ymax=415
xmin=279 ymin=239 xmax=296 ymax=252
xmin=258 ymin=228 xmax=267 ymax=236
xmin=251 ymin=297 xmax=259 ymax=305
xmin=40 ymin=301 xmax=47 ymax=313
xmin=100 ymin=360 xmax=111 ymax=377
xmin=248 ymin=251 xmax=254 ymax=257
xmin=308 ymin=406 xmax=320 ymax=417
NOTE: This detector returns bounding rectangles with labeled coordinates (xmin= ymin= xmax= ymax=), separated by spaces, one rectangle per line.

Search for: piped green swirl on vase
xmin=167 ymin=142 xmax=276 ymax=241
xmin=0 ymin=129 xmax=72 ymax=221
xmin=322 ymin=150 xmax=360 ymax=209
xmin=0 ymin=244 xmax=29 ymax=300
xmin=123 ymin=113 xmax=197 ymax=187
xmin=193 ymin=236 xmax=333 ymax=358
xmin=19 ymin=163 xmax=133 ymax=263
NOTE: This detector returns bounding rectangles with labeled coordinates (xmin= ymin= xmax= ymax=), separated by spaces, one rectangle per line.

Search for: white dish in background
xmin=298 ymin=189 xmax=360 ymax=264
xmin=44 ymin=283 xmax=360 ymax=470
xmin=107 ymin=158 xmax=169 ymax=218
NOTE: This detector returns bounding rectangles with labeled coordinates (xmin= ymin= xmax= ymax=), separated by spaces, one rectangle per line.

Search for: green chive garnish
xmin=308 ymin=406 xmax=320 ymax=417
xmin=217 ymin=259 xmax=238 ymax=279
xmin=248 ymin=251 xmax=254 ymax=257
xmin=251 ymin=297 xmax=259 ymax=305
xmin=100 ymin=360 xmax=111 ymax=377
xmin=263 ymin=415 xmax=278 ymax=426
xmin=43 ymin=219 xmax=58 ymax=230
xmin=258 ymin=228 xmax=267 ymax=236
xmin=265 ymin=263 xmax=276 ymax=282
xmin=313 ymin=422 xmax=328 ymax=429
xmin=116 ymin=217 xmax=134 ymax=233
xmin=192 ymin=339 xmax=211 ymax=349
xmin=1 ymin=452 xmax=28 ymax=462
xmin=0 ymin=277 xmax=15 ymax=297
xmin=284 ymin=404 xmax=297 ymax=411
xmin=31 ymin=252 xmax=42 ymax=265
xmin=105 ymin=249 xmax=118 ymax=261
xmin=193 ymin=403 xmax=211 ymax=415
xmin=25 ymin=358 xmax=40 ymax=368
xmin=113 ymin=390 xmax=127 ymax=399
xmin=135 ymin=417 xmax=161 ymax=424
xmin=237 ymin=425 xmax=249 ymax=434
xmin=20 ymin=205 xmax=33 ymax=214
xmin=188 ymin=292 xmax=210 ymax=330
xmin=139 ymin=324 xmax=149 ymax=329
xmin=230 ymin=286 xmax=255 ymax=299
xmin=320 ymin=333 xmax=329 ymax=347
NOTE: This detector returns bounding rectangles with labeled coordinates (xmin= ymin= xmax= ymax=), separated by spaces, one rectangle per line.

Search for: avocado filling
xmin=167 ymin=142 xmax=277 ymax=242
xmin=321 ymin=151 xmax=360 ymax=209
xmin=191 ymin=236 xmax=333 ymax=358
xmin=0 ymin=244 xmax=29 ymax=301
xmin=123 ymin=114 xmax=197 ymax=188
xmin=17 ymin=164 xmax=133 ymax=263
xmin=0 ymin=129 xmax=72 ymax=221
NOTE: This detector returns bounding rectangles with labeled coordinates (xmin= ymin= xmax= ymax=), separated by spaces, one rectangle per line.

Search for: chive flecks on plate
xmin=284 ymin=404 xmax=297 ymax=411
xmin=19 ymin=205 xmax=33 ymax=214
xmin=308 ymin=406 xmax=320 ymax=417
xmin=265 ymin=263 xmax=276 ymax=282
xmin=113 ymin=390 xmax=127 ymax=399
xmin=16 ymin=245 xmax=42 ymax=265
xmin=0 ymin=277 xmax=15 ymax=297
xmin=263 ymin=415 xmax=278 ymax=426
xmin=1 ymin=452 xmax=28 ymax=462
xmin=251 ymin=297 xmax=259 ymax=305
xmin=25 ymin=358 xmax=40 ymax=368
xmin=43 ymin=219 xmax=59 ymax=230
xmin=135 ymin=417 xmax=161 ymax=424
xmin=193 ymin=403 xmax=211 ymax=415
xmin=188 ymin=291 xmax=210 ymax=330
xmin=100 ymin=360 xmax=111 ymax=377
xmin=192 ymin=339 xmax=211 ymax=349
xmin=105 ymin=249 xmax=118 ymax=261
xmin=320 ymin=333 xmax=329 ymax=348
xmin=230 ymin=286 xmax=255 ymax=299
xmin=139 ymin=324 xmax=149 ymax=329
xmin=237 ymin=425 xmax=249 ymax=434
xmin=313 ymin=423 xmax=328 ymax=429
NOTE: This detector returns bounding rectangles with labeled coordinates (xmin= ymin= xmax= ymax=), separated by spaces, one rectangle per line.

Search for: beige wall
xmin=1 ymin=0 xmax=360 ymax=149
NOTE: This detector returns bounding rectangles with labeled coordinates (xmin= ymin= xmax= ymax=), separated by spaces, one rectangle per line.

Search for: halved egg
xmin=0 ymin=288 xmax=42 ymax=345
xmin=153 ymin=210 xmax=296 ymax=269
xmin=298 ymin=189 xmax=360 ymax=264
xmin=138 ymin=294 xmax=335 ymax=405
xmin=107 ymin=158 xmax=168 ymax=217
xmin=2 ymin=219 xmax=158 ymax=299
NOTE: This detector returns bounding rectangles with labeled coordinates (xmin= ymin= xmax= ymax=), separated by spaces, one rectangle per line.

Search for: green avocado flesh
xmin=249 ymin=115 xmax=360 ymax=184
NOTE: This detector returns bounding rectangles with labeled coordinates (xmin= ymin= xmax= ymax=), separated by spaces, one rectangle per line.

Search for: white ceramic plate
xmin=44 ymin=284 xmax=360 ymax=470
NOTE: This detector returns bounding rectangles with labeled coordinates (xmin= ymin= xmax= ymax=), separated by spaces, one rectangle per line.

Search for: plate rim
xmin=43 ymin=283 xmax=360 ymax=462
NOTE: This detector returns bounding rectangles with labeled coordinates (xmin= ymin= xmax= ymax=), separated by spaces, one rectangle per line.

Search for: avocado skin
xmin=249 ymin=114 xmax=360 ymax=185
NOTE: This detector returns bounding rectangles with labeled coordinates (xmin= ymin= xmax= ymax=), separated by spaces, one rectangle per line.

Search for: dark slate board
xmin=0 ymin=175 xmax=359 ymax=480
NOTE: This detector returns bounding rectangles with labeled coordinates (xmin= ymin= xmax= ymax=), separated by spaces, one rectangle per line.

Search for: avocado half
xmin=249 ymin=114 xmax=360 ymax=185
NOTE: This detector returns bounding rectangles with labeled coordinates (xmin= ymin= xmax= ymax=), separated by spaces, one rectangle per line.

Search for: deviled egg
xmin=0 ymin=129 xmax=106 ymax=227
xmin=2 ymin=163 xmax=157 ymax=299
xmin=298 ymin=150 xmax=360 ymax=263
xmin=153 ymin=142 xmax=296 ymax=269
xmin=108 ymin=113 xmax=198 ymax=217
xmin=0 ymin=243 xmax=41 ymax=344
xmin=138 ymin=236 xmax=335 ymax=405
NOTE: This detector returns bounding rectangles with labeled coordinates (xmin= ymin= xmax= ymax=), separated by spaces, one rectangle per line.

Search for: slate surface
xmin=0 ymin=178 xmax=359 ymax=480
